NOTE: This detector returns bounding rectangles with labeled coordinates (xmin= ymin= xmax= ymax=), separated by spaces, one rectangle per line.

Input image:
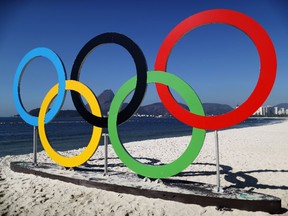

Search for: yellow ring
xmin=38 ymin=80 xmax=102 ymax=167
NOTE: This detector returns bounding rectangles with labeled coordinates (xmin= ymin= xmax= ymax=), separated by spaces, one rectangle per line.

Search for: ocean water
xmin=0 ymin=116 xmax=284 ymax=157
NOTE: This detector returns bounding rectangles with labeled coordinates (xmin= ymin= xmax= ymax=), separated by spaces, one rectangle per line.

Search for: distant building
xmin=278 ymin=108 xmax=285 ymax=115
xmin=253 ymin=106 xmax=279 ymax=116
xmin=266 ymin=106 xmax=274 ymax=116
xmin=253 ymin=106 xmax=265 ymax=116
xmin=253 ymin=105 xmax=288 ymax=117
xmin=274 ymin=107 xmax=278 ymax=115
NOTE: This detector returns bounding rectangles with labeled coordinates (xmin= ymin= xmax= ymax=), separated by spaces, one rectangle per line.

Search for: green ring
xmin=108 ymin=71 xmax=206 ymax=178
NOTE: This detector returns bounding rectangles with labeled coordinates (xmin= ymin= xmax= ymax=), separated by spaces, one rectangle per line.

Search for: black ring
xmin=71 ymin=32 xmax=147 ymax=128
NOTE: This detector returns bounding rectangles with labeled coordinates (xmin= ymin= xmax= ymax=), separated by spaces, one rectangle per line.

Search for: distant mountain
xmin=28 ymin=108 xmax=41 ymax=117
xmin=273 ymin=103 xmax=288 ymax=109
xmin=137 ymin=102 xmax=233 ymax=116
xmin=86 ymin=89 xmax=114 ymax=116
xmin=28 ymin=108 xmax=80 ymax=118
xmin=202 ymin=103 xmax=233 ymax=115
xmin=97 ymin=89 xmax=114 ymax=115
xmin=89 ymin=90 xmax=234 ymax=116
xmin=24 ymin=89 xmax=234 ymax=118
xmin=137 ymin=103 xmax=172 ymax=117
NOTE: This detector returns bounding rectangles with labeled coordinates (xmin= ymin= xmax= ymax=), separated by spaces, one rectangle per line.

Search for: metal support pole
xmin=214 ymin=130 xmax=222 ymax=193
xmin=103 ymin=133 xmax=109 ymax=176
xmin=33 ymin=126 xmax=38 ymax=166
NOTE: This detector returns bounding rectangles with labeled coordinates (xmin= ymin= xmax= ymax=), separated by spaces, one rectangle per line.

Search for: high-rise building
xmin=274 ymin=107 xmax=278 ymax=115
xmin=253 ymin=106 xmax=265 ymax=116
xmin=278 ymin=108 xmax=285 ymax=115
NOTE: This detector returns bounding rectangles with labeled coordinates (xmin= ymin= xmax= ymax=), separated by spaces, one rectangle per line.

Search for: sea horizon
xmin=0 ymin=116 xmax=286 ymax=157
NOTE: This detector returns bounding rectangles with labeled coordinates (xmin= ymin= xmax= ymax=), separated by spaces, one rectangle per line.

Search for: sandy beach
xmin=0 ymin=119 xmax=288 ymax=215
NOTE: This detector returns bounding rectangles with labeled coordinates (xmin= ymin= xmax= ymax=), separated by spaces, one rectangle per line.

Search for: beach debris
xmin=61 ymin=167 xmax=74 ymax=172
xmin=154 ymin=179 xmax=163 ymax=184
xmin=212 ymin=186 xmax=224 ymax=193
xmin=247 ymin=187 xmax=255 ymax=192
xmin=103 ymin=172 xmax=110 ymax=177
xmin=216 ymin=206 xmax=233 ymax=212
xmin=143 ymin=177 xmax=151 ymax=183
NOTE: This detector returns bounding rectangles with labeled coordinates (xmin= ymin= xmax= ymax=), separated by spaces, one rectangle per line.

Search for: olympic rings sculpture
xmin=13 ymin=9 xmax=277 ymax=178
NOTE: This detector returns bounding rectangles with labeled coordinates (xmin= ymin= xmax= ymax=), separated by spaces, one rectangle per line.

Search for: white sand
xmin=0 ymin=119 xmax=288 ymax=215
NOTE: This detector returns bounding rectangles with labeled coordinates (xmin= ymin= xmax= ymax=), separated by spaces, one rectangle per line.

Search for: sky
xmin=1 ymin=0 xmax=288 ymax=117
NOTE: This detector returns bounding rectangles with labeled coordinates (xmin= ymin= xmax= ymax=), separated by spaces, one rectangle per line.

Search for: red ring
xmin=154 ymin=9 xmax=277 ymax=130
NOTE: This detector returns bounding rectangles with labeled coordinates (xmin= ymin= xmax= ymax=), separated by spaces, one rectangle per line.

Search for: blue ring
xmin=13 ymin=47 xmax=66 ymax=126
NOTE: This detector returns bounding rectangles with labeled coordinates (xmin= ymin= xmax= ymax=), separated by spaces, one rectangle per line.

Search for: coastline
xmin=1 ymin=120 xmax=288 ymax=215
xmin=0 ymin=116 xmax=286 ymax=157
